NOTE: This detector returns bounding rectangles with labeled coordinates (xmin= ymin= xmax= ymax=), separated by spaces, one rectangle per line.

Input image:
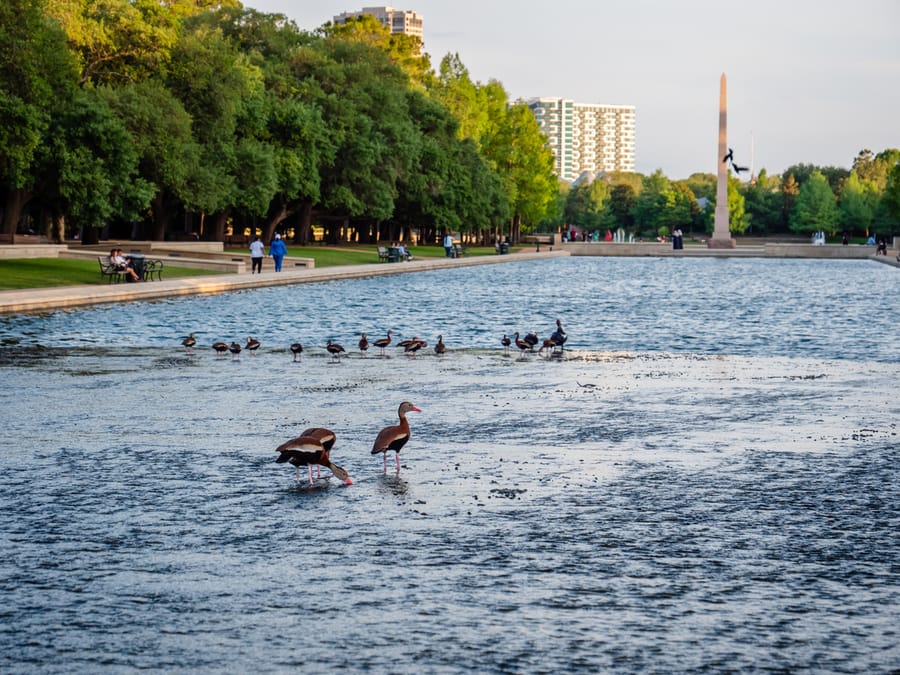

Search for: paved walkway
xmin=0 ymin=251 xmax=567 ymax=314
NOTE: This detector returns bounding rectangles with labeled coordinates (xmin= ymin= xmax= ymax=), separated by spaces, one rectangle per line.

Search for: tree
xmin=781 ymin=173 xmax=800 ymax=232
xmin=670 ymin=181 xmax=702 ymax=235
xmin=0 ymin=0 xmax=78 ymax=234
xmin=46 ymin=0 xmax=240 ymax=86
xmin=564 ymin=177 xmax=608 ymax=231
xmin=165 ymin=21 xmax=274 ymax=237
xmin=790 ymin=170 xmax=839 ymax=234
xmin=632 ymin=170 xmax=670 ymax=236
xmin=742 ymin=169 xmax=782 ymax=235
xmin=726 ymin=173 xmax=749 ymax=234
xmin=877 ymin=161 xmax=900 ymax=230
xmin=98 ymin=80 xmax=201 ymax=240
xmin=838 ymin=171 xmax=875 ymax=235
xmin=428 ymin=53 xmax=488 ymax=142
xmin=320 ymin=14 xmax=431 ymax=88
xmin=599 ymin=183 xmax=636 ymax=233
xmin=684 ymin=173 xmax=716 ymax=201
xmin=41 ymin=89 xmax=153 ymax=242
xmin=481 ymin=100 xmax=557 ymax=240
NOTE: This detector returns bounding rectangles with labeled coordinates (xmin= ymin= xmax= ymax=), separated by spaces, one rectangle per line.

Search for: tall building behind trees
xmin=333 ymin=6 xmax=424 ymax=39
xmin=527 ymin=97 xmax=636 ymax=181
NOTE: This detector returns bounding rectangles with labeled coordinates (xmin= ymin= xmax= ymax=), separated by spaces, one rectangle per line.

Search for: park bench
xmin=142 ymin=259 xmax=164 ymax=281
xmin=377 ymin=246 xmax=390 ymax=262
xmin=98 ymin=256 xmax=123 ymax=283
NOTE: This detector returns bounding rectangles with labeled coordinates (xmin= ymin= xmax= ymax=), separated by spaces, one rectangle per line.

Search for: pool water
xmin=1 ymin=257 xmax=897 ymax=672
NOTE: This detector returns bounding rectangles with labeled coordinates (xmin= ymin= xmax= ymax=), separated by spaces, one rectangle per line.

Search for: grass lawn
xmin=0 ymin=244 xmax=519 ymax=291
xmin=0 ymin=258 xmax=221 ymax=291
xmin=225 ymin=244 xmax=513 ymax=266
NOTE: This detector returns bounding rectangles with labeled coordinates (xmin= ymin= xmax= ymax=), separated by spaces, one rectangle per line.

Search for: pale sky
xmin=243 ymin=0 xmax=899 ymax=180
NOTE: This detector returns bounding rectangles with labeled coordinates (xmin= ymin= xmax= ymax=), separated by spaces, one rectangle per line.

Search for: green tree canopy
xmin=790 ymin=170 xmax=839 ymax=234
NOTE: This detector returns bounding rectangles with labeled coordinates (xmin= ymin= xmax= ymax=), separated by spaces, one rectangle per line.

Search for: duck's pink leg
xmin=307 ymin=465 xmax=313 ymax=486
xmin=395 ymin=452 xmax=401 ymax=474
xmin=383 ymin=452 xmax=387 ymax=474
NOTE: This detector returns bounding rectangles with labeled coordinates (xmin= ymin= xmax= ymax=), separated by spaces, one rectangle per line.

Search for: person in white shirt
xmin=249 ymin=236 xmax=265 ymax=273
xmin=110 ymin=248 xmax=140 ymax=281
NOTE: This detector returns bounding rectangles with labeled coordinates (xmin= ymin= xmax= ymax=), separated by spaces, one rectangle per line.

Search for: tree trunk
xmin=50 ymin=212 xmax=65 ymax=243
xmin=3 ymin=188 xmax=32 ymax=235
xmin=204 ymin=210 xmax=230 ymax=242
xmin=293 ymin=201 xmax=313 ymax=245
xmin=151 ymin=193 xmax=172 ymax=241
xmin=264 ymin=198 xmax=295 ymax=243
xmin=81 ymin=226 xmax=100 ymax=245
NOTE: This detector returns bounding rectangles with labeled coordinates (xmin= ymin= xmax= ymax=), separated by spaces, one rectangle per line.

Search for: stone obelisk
xmin=709 ymin=73 xmax=735 ymax=248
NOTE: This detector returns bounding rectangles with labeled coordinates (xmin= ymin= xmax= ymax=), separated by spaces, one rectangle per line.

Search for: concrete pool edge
xmin=0 ymin=250 xmax=569 ymax=315
xmin=1 ymin=247 xmax=896 ymax=315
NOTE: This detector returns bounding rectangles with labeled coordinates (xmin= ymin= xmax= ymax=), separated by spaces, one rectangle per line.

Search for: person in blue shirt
xmin=269 ymin=233 xmax=287 ymax=272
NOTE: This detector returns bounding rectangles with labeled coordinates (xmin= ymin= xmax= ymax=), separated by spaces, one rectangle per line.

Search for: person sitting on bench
xmin=110 ymin=248 xmax=141 ymax=282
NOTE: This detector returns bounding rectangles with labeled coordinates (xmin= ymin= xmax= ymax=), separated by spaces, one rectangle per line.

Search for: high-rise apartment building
xmin=527 ymin=97 xmax=636 ymax=181
xmin=333 ymin=6 xmax=424 ymax=39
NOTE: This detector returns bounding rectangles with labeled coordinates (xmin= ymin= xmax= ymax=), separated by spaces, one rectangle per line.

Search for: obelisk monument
xmin=709 ymin=73 xmax=736 ymax=248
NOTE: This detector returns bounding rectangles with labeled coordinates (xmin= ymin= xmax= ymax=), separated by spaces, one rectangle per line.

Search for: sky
xmin=242 ymin=0 xmax=899 ymax=180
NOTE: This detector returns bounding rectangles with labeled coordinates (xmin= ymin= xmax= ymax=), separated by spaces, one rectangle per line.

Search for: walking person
xmin=249 ymin=235 xmax=265 ymax=273
xmin=269 ymin=233 xmax=287 ymax=272
xmin=443 ymin=231 xmax=454 ymax=257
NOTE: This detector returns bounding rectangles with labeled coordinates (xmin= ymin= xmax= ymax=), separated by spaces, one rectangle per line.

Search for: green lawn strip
xmin=225 ymin=244 xmax=512 ymax=266
xmin=1 ymin=244 xmax=521 ymax=290
xmin=0 ymin=258 xmax=221 ymax=291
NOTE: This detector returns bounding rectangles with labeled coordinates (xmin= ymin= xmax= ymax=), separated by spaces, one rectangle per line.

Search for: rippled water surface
xmin=1 ymin=257 xmax=898 ymax=673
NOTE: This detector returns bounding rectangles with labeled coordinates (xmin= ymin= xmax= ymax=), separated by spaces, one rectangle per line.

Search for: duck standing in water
xmin=181 ymin=333 xmax=196 ymax=353
xmin=290 ymin=342 xmax=303 ymax=361
xmin=276 ymin=427 xmax=352 ymax=486
xmin=372 ymin=401 xmax=421 ymax=474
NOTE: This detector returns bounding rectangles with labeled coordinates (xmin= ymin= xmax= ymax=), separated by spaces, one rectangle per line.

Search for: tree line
xmin=2 ymin=0 xmax=898 ymax=246
xmin=1 ymin=1 xmax=556 ymax=245
xmin=551 ymin=149 xmax=900 ymax=241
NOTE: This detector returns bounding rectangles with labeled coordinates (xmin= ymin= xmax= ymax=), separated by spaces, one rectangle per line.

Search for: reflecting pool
xmin=1 ymin=257 xmax=897 ymax=672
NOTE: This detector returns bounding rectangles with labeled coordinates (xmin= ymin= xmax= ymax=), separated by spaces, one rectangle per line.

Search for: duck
xmin=245 ymin=336 xmax=261 ymax=354
xmin=229 ymin=341 xmax=242 ymax=359
xmin=326 ymin=339 xmax=345 ymax=361
xmin=212 ymin=341 xmax=229 ymax=357
xmin=358 ymin=332 xmax=369 ymax=355
xmin=501 ymin=334 xmax=511 ymax=354
xmin=290 ymin=342 xmax=303 ymax=362
xmin=181 ymin=332 xmax=196 ymax=352
xmin=434 ymin=335 xmax=446 ymax=356
xmin=514 ymin=332 xmax=533 ymax=354
xmin=402 ymin=337 xmax=427 ymax=357
xmin=372 ymin=401 xmax=421 ymax=474
xmin=373 ymin=330 xmax=393 ymax=356
xmin=538 ymin=337 xmax=558 ymax=356
xmin=550 ymin=319 xmax=567 ymax=349
xmin=275 ymin=427 xmax=352 ymax=486
xmin=523 ymin=332 xmax=539 ymax=348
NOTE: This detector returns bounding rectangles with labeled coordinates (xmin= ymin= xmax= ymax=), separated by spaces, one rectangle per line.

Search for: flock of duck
xmin=179 ymin=319 xmax=567 ymax=361
xmin=177 ymin=320 xmax=566 ymax=488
